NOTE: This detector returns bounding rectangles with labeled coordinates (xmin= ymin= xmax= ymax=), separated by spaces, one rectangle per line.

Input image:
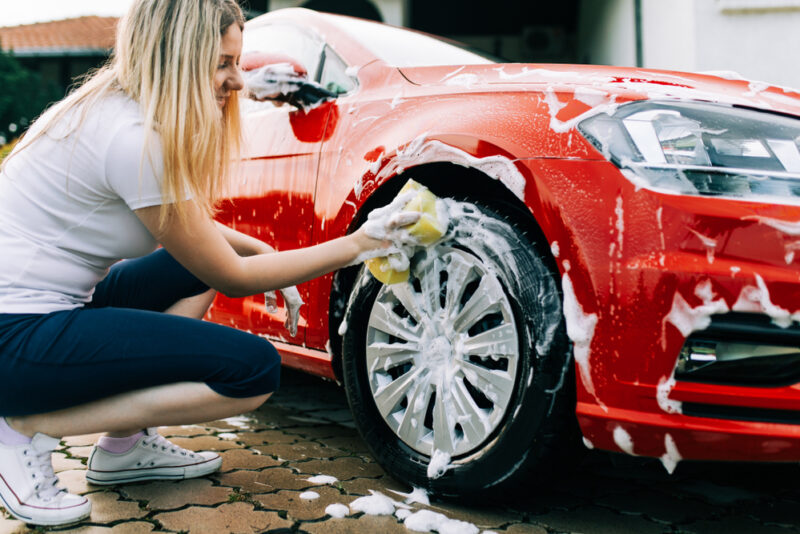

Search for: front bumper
xmin=521 ymin=157 xmax=800 ymax=464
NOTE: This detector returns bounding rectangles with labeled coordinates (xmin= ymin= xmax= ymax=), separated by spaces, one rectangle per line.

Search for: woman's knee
xmin=243 ymin=392 xmax=271 ymax=412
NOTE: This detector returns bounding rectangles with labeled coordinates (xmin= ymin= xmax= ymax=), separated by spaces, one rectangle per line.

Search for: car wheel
xmin=341 ymin=200 xmax=579 ymax=496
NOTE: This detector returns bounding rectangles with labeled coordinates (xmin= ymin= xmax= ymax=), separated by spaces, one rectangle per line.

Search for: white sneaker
xmin=86 ymin=428 xmax=222 ymax=485
xmin=0 ymin=433 xmax=91 ymax=526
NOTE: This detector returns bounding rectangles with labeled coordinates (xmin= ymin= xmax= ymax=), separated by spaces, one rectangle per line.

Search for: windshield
xmin=324 ymin=15 xmax=495 ymax=67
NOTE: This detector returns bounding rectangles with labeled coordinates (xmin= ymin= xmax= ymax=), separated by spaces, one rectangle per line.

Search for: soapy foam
xmin=403 ymin=509 xmax=479 ymax=534
xmin=325 ymin=503 xmax=349 ymax=518
xmin=613 ymin=425 xmax=635 ymax=455
xmin=390 ymin=487 xmax=430 ymax=506
xmin=660 ymin=433 xmax=682 ymax=475
xmin=368 ymin=135 xmax=526 ymax=201
xmin=662 ymin=280 xmax=729 ymax=347
xmin=561 ymin=272 xmax=599 ymax=399
xmin=427 ymin=449 xmax=452 ymax=479
xmin=656 ymin=375 xmax=682 ymax=414
xmin=349 ymin=491 xmax=399 ymax=516
xmin=307 ymin=475 xmax=338 ymax=485
xmin=733 ymin=273 xmax=798 ymax=328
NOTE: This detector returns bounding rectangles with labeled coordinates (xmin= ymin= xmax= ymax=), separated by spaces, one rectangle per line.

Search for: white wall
xmin=641 ymin=0 xmax=696 ymax=73
xmin=692 ymin=0 xmax=800 ymax=89
xmin=577 ymin=0 xmax=637 ymax=67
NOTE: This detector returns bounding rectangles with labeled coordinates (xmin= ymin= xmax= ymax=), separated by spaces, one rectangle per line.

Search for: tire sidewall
xmin=342 ymin=202 xmax=570 ymax=496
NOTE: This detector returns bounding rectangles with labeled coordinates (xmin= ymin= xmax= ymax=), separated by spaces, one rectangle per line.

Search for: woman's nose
xmin=228 ymin=69 xmax=244 ymax=92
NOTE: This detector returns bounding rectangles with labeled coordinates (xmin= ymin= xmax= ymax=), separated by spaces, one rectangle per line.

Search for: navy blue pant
xmin=0 ymin=249 xmax=280 ymax=417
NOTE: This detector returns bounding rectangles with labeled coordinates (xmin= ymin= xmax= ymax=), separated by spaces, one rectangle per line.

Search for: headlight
xmin=578 ymin=101 xmax=800 ymax=203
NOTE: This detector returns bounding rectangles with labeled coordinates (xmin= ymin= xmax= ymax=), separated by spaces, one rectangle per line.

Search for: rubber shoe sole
xmin=0 ymin=478 xmax=91 ymax=526
xmin=85 ymin=452 xmax=222 ymax=485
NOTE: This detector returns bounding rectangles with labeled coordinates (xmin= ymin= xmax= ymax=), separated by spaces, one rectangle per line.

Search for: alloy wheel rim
xmin=365 ymin=247 xmax=520 ymax=457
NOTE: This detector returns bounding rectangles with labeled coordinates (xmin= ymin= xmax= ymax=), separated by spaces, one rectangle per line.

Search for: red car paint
xmin=208 ymin=8 xmax=800 ymax=465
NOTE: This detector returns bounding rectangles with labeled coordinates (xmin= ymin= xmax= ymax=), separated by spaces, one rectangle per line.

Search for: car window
xmin=242 ymin=23 xmax=324 ymax=80
xmin=319 ymin=45 xmax=357 ymax=95
xmin=324 ymin=15 xmax=495 ymax=67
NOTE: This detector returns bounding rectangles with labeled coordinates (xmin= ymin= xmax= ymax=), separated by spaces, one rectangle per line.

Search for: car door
xmin=210 ymin=23 xmax=333 ymax=344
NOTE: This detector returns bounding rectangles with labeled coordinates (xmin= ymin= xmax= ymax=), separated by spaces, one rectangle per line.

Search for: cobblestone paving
xmin=2 ymin=368 xmax=799 ymax=534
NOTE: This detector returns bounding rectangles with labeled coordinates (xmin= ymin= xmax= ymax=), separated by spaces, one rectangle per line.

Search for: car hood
xmin=397 ymin=63 xmax=800 ymax=117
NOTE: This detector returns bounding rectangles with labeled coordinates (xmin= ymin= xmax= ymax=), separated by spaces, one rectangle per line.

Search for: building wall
xmin=692 ymin=0 xmax=800 ymax=88
xmin=579 ymin=0 xmax=800 ymax=89
xmin=576 ymin=0 xmax=636 ymax=67
xmin=641 ymin=0 xmax=696 ymax=73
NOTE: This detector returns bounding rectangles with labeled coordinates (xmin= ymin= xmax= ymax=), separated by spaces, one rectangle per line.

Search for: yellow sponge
xmin=365 ymin=180 xmax=447 ymax=284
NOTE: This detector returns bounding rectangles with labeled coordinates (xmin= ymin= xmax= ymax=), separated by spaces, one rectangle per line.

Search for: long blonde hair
xmin=3 ymin=0 xmax=244 ymax=227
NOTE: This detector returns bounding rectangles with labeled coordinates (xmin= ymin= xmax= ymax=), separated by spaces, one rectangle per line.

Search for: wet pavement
xmin=2 ymin=367 xmax=799 ymax=534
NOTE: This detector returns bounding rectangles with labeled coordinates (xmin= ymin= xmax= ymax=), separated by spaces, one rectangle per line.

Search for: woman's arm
xmin=135 ymin=201 xmax=381 ymax=297
xmin=214 ymin=221 xmax=274 ymax=256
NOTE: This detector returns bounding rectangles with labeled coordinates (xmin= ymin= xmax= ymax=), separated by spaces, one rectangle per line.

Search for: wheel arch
xmin=327 ymin=160 xmax=562 ymax=381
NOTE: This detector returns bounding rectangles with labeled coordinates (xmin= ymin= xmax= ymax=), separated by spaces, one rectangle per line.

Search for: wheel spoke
xmin=366 ymin=342 xmax=419 ymax=375
xmin=458 ymin=359 xmax=515 ymax=400
xmin=451 ymin=378 xmax=491 ymax=443
xmin=367 ymin=245 xmax=522 ymax=458
xmin=461 ymin=324 xmax=518 ymax=358
xmin=388 ymin=283 xmax=425 ymax=324
xmin=452 ymin=277 xmax=504 ymax=333
xmin=443 ymin=254 xmax=474 ymax=319
xmin=368 ymin=301 xmax=420 ymax=342
xmin=396 ymin=376 xmax=432 ymax=446
xmin=432 ymin=384 xmax=457 ymax=454
xmin=373 ymin=366 xmax=426 ymax=418
xmin=417 ymin=254 xmax=443 ymax=316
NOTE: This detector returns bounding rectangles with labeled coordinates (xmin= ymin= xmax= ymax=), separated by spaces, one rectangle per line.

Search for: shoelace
xmin=23 ymin=447 xmax=64 ymax=501
xmin=141 ymin=432 xmax=196 ymax=458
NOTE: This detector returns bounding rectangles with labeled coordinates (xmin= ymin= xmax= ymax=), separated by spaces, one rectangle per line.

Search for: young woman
xmin=0 ymin=0 xmax=409 ymax=526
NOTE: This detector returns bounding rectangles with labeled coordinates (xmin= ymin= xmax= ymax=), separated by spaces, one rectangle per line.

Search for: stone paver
xmin=153 ymin=502 xmax=292 ymax=534
xmin=86 ymin=491 xmax=147 ymax=523
xmin=295 ymin=456 xmax=386 ymax=480
xmin=60 ymin=522 xmax=168 ymax=534
xmin=63 ymin=434 xmax=104 ymax=447
xmin=301 ymin=514 xmax=411 ymax=534
xmin=119 ymin=479 xmax=231 ymax=510
xmin=3 ymin=368 xmax=798 ymax=534
xmin=0 ymin=516 xmax=28 ymax=534
xmin=164 ymin=435 xmax=243 ymax=452
xmin=218 ymin=448 xmax=282 ymax=472
xmin=255 ymin=440 xmax=347 ymax=461
xmin=531 ymin=505 xmax=668 ymax=534
xmin=503 ymin=524 xmax=549 ymax=534
xmin=337 ymin=475 xmax=406 ymax=497
xmin=67 ymin=446 xmax=95 ymax=460
xmin=213 ymin=467 xmax=313 ymax=493
xmin=425 ymin=501 xmax=519 ymax=530
xmin=52 ymin=452 xmax=86 ymax=473
xmin=159 ymin=425 xmax=208 ymax=438
xmin=228 ymin=430 xmax=300 ymax=447
xmin=681 ymin=515 xmax=799 ymax=534
xmin=253 ymin=485 xmax=344 ymax=520
xmin=59 ymin=469 xmax=97 ymax=496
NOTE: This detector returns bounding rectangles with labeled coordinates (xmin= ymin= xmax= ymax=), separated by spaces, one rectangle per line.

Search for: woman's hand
xmin=264 ymin=286 xmax=304 ymax=336
xmin=353 ymin=194 xmax=422 ymax=256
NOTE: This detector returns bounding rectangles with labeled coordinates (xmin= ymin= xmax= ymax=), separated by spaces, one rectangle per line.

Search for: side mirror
xmin=241 ymin=52 xmax=336 ymax=109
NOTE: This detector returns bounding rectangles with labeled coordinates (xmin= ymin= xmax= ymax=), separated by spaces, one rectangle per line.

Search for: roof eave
xmin=4 ymin=46 xmax=110 ymax=57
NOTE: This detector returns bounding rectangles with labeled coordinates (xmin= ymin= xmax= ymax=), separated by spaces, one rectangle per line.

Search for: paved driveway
xmin=2 ymin=368 xmax=799 ymax=534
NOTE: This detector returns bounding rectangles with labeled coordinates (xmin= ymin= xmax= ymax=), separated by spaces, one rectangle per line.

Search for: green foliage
xmin=1 ymin=137 xmax=18 ymax=161
xmin=0 ymin=47 xmax=59 ymax=144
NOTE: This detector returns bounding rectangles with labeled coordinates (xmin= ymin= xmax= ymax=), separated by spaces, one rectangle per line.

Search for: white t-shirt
xmin=0 ymin=93 xmax=167 ymax=313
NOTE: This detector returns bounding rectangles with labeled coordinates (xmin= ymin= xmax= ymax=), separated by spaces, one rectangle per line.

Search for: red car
xmin=208 ymin=8 xmax=800 ymax=496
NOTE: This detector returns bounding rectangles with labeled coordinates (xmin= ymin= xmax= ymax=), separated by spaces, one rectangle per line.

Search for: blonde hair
xmin=3 ymin=0 xmax=244 ymax=227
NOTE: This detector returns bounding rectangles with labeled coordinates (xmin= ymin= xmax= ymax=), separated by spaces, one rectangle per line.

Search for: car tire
xmin=341 ymin=200 xmax=580 ymax=497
